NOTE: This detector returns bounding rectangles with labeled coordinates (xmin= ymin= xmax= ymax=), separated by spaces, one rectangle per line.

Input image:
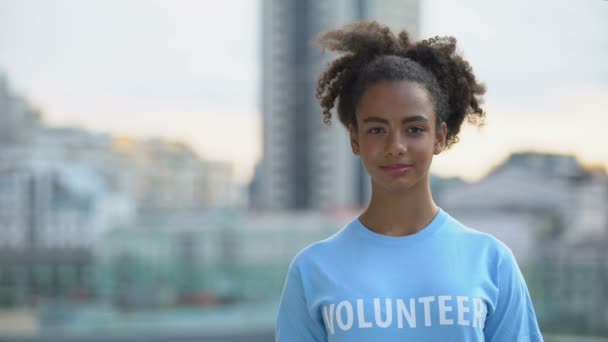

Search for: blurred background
xmin=0 ymin=0 xmax=607 ymax=341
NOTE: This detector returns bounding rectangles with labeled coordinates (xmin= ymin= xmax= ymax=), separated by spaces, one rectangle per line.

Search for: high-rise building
xmin=257 ymin=0 xmax=421 ymax=210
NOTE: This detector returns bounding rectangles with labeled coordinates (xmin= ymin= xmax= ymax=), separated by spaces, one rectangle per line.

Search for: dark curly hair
xmin=315 ymin=21 xmax=486 ymax=149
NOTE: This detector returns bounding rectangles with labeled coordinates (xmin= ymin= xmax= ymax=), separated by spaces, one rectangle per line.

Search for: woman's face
xmin=350 ymin=80 xmax=447 ymax=194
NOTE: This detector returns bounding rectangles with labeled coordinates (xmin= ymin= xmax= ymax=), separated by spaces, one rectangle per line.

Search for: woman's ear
xmin=349 ymin=124 xmax=360 ymax=155
xmin=435 ymin=121 xmax=448 ymax=154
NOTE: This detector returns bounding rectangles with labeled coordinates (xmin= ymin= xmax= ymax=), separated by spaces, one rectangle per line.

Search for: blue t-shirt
xmin=276 ymin=208 xmax=543 ymax=341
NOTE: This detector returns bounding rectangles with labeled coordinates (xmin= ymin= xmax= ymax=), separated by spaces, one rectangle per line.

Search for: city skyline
xmin=0 ymin=0 xmax=606 ymax=184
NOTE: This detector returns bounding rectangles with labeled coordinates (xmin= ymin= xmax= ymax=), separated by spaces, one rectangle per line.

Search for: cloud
xmin=0 ymin=0 xmax=260 ymax=113
xmin=423 ymin=0 xmax=608 ymax=111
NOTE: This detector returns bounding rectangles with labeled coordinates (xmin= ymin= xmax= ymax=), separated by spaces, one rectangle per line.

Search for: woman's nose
xmin=385 ymin=132 xmax=406 ymax=156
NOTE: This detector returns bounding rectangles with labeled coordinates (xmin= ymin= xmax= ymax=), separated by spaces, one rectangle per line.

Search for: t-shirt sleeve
xmin=276 ymin=263 xmax=327 ymax=342
xmin=484 ymin=246 xmax=544 ymax=342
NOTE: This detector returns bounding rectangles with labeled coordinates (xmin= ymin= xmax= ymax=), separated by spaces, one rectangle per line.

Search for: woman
xmin=276 ymin=21 xmax=542 ymax=341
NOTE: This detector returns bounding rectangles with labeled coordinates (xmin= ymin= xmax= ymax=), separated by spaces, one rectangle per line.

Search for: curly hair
xmin=315 ymin=21 xmax=486 ymax=149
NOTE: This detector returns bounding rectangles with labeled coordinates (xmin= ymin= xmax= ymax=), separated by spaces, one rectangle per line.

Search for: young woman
xmin=276 ymin=21 xmax=543 ymax=341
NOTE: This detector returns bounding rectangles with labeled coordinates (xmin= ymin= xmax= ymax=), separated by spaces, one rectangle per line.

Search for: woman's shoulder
xmin=288 ymin=220 xmax=354 ymax=270
xmin=442 ymin=210 xmax=515 ymax=259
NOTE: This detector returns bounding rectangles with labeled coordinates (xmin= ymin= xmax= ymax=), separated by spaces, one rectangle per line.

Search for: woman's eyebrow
xmin=402 ymin=115 xmax=429 ymax=124
xmin=362 ymin=116 xmax=388 ymax=124
xmin=362 ymin=115 xmax=429 ymax=124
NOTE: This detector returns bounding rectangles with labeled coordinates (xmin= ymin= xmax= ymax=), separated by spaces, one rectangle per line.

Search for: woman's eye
xmin=408 ymin=127 xmax=424 ymax=134
xmin=368 ymin=127 xmax=385 ymax=135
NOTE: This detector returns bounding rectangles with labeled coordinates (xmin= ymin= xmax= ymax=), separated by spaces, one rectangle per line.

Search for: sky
xmin=0 ymin=0 xmax=607 ymax=183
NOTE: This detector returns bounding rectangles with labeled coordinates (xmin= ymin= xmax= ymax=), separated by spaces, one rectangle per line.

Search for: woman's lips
xmin=380 ymin=164 xmax=414 ymax=176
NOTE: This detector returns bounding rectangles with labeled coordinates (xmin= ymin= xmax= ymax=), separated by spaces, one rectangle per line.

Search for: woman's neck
xmin=359 ymin=178 xmax=438 ymax=237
